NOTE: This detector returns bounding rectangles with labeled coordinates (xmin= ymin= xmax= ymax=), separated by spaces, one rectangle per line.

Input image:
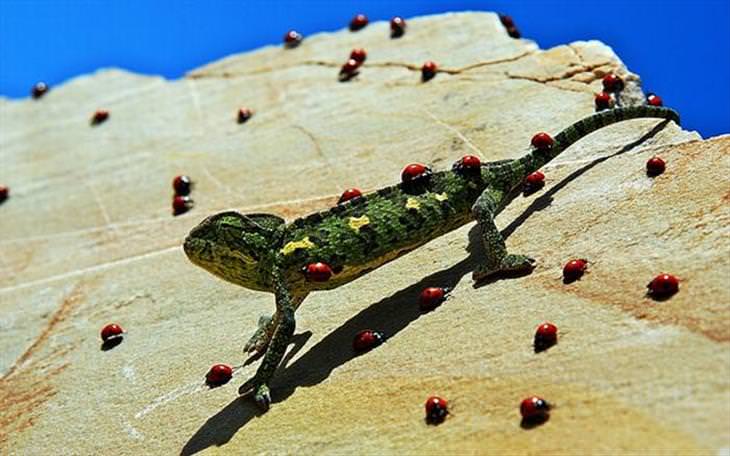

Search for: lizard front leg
xmin=238 ymin=267 xmax=298 ymax=410
xmin=243 ymin=314 xmax=277 ymax=355
xmin=243 ymin=292 xmax=306 ymax=356
xmin=471 ymin=189 xmax=535 ymax=281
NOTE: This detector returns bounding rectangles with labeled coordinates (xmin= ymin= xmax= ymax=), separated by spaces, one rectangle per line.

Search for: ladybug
xmin=425 ymin=396 xmax=449 ymax=424
xmin=339 ymin=58 xmax=361 ymax=81
xmin=419 ymin=287 xmax=449 ymax=311
xmin=453 ymin=155 xmax=481 ymax=176
xmin=172 ymin=195 xmax=194 ymax=216
xmin=304 ymin=262 xmax=334 ymax=282
xmin=533 ymin=322 xmax=558 ymax=352
xmin=523 ymin=171 xmax=545 ymax=194
xmin=31 ymin=82 xmax=49 ymax=99
xmin=647 ymin=273 xmax=679 ymax=298
xmin=390 ymin=16 xmax=406 ymax=38
xmin=100 ymin=323 xmax=124 ymax=342
xmin=401 ymin=163 xmax=431 ymax=184
xmin=563 ymin=258 xmax=588 ymax=283
xmin=0 ymin=185 xmax=8 ymax=204
xmin=172 ymin=175 xmax=193 ymax=196
xmin=595 ymin=92 xmax=613 ymax=110
xmin=505 ymin=26 xmax=521 ymax=38
xmin=237 ymin=108 xmax=253 ymax=124
xmin=91 ymin=109 xmax=109 ymax=125
xmin=531 ymin=132 xmax=554 ymax=150
xmin=283 ymin=30 xmax=303 ymax=48
xmin=338 ymin=188 xmax=363 ymax=204
xmin=499 ymin=14 xmax=515 ymax=28
xmin=349 ymin=14 xmax=368 ymax=32
xmin=206 ymin=364 xmax=233 ymax=386
xmin=646 ymin=93 xmax=663 ymax=107
xmin=353 ymin=329 xmax=385 ymax=352
xmin=421 ymin=61 xmax=438 ymax=82
xmin=646 ymin=156 xmax=666 ymax=177
xmin=520 ymin=396 xmax=550 ymax=420
xmin=350 ymin=48 xmax=367 ymax=64
xmin=602 ymin=74 xmax=624 ymax=92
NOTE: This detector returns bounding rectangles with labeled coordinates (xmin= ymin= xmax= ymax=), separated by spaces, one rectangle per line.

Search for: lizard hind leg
xmin=471 ymin=189 xmax=535 ymax=282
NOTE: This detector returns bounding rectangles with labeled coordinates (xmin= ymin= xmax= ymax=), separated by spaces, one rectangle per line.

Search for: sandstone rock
xmin=1 ymin=12 xmax=727 ymax=454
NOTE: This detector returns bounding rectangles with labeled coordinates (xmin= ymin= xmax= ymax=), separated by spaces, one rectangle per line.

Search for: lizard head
xmin=183 ymin=211 xmax=285 ymax=291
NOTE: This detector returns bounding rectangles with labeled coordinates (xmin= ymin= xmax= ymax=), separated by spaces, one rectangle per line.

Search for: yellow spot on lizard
xmin=433 ymin=192 xmax=449 ymax=202
xmin=281 ymin=237 xmax=315 ymax=255
xmin=348 ymin=215 xmax=370 ymax=231
xmin=405 ymin=198 xmax=421 ymax=210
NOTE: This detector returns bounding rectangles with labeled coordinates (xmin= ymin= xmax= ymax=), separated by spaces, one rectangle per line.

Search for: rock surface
xmin=1 ymin=12 xmax=728 ymax=454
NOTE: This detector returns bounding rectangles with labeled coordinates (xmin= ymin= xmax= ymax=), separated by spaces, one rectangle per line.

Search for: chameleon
xmin=183 ymin=105 xmax=679 ymax=409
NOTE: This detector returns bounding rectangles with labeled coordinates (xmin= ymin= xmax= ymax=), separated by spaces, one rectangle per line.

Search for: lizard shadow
xmin=181 ymin=120 xmax=669 ymax=455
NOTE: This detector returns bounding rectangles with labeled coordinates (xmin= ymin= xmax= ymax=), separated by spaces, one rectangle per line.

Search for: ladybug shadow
xmin=499 ymin=119 xmax=671 ymax=243
xmin=181 ymin=120 xmax=670 ymax=455
xmin=520 ymin=414 xmax=550 ymax=429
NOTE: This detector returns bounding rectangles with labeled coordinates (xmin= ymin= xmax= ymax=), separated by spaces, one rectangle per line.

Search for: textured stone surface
xmin=1 ymin=12 xmax=728 ymax=454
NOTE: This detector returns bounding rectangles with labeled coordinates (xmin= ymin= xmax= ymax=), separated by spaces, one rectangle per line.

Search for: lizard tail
xmin=510 ymin=105 xmax=680 ymax=183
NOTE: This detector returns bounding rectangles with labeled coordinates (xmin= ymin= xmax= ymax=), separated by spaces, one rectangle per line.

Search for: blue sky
xmin=1 ymin=0 xmax=728 ymax=137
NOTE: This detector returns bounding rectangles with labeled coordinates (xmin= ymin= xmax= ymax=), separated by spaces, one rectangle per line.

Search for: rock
xmin=1 ymin=11 xmax=727 ymax=454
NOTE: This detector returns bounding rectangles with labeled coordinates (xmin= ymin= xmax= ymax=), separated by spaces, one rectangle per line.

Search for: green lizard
xmin=184 ymin=105 xmax=679 ymax=409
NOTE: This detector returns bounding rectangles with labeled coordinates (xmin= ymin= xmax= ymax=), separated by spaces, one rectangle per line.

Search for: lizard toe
xmin=254 ymin=384 xmax=272 ymax=410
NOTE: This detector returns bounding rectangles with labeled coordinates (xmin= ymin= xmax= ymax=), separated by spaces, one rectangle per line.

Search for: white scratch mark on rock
xmin=134 ymin=382 xmax=206 ymax=420
xmin=123 ymin=420 xmax=145 ymax=440
xmin=423 ymin=109 xmax=484 ymax=159
xmin=0 ymin=245 xmax=180 ymax=295
xmin=87 ymin=181 xmax=116 ymax=235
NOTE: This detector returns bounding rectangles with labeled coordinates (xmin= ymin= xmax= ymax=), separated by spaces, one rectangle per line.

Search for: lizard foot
xmin=239 ymin=377 xmax=272 ymax=410
xmin=243 ymin=315 xmax=273 ymax=355
xmin=473 ymin=254 xmax=536 ymax=281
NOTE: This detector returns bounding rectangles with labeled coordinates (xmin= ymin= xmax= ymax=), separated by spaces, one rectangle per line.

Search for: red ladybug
xmin=401 ymin=163 xmax=431 ymax=184
xmin=453 ymin=155 xmax=482 ymax=176
xmin=206 ymin=364 xmax=233 ymax=386
xmin=647 ymin=273 xmax=679 ymax=298
xmin=340 ymin=58 xmax=361 ymax=75
xmin=172 ymin=175 xmax=193 ymax=196
xmin=531 ymin=132 xmax=554 ymax=150
xmin=91 ymin=109 xmax=109 ymax=125
xmin=172 ymin=195 xmax=194 ymax=216
xmin=646 ymin=93 xmax=663 ymax=106
xmin=421 ymin=61 xmax=438 ymax=82
xmin=304 ymin=262 xmax=334 ymax=282
xmin=390 ymin=16 xmax=406 ymax=38
xmin=425 ymin=396 xmax=449 ymax=424
xmin=0 ymin=185 xmax=8 ymax=204
xmin=100 ymin=323 xmax=124 ymax=342
xmin=595 ymin=92 xmax=613 ymax=110
xmin=646 ymin=156 xmax=666 ymax=177
xmin=505 ymin=26 xmax=520 ymax=38
xmin=563 ymin=258 xmax=588 ymax=282
xmin=525 ymin=171 xmax=545 ymax=186
xmin=338 ymin=188 xmax=363 ymax=204
xmin=534 ymin=322 xmax=558 ymax=352
xmin=499 ymin=14 xmax=515 ymax=28
xmin=602 ymin=74 xmax=624 ymax=92
xmin=419 ymin=287 xmax=449 ymax=311
xmin=520 ymin=396 xmax=550 ymax=420
xmin=350 ymin=48 xmax=367 ymax=63
xmin=237 ymin=107 xmax=253 ymax=124
xmin=283 ymin=30 xmax=303 ymax=48
xmin=353 ymin=330 xmax=385 ymax=352
xmin=349 ymin=14 xmax=368 ymax=31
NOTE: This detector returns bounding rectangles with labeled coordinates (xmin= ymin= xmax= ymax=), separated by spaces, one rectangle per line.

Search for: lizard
xmin=183 ymin=105 xmax=679 ymax=409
